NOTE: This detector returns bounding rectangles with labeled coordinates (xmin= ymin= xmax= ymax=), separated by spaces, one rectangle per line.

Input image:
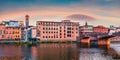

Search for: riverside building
xmin=93 ymin=25 xmax=109 ymax=33
xmin=0 ymin=24 xmax=22 ymax=40
xmin=79 ymin=22 xmax=93 ymax=37
xmin=2 ymin=20 xmax=24 ymax=27
xmin=36 ymin=20 xmax=79 ymax=41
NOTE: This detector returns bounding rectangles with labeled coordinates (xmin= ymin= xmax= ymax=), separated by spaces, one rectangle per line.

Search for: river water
xmin=0 ymin=43 xmax=120 ymax=60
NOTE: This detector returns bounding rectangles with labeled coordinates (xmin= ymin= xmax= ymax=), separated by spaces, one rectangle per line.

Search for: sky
xmin=0 ymin=0 xmax=120 ymax=27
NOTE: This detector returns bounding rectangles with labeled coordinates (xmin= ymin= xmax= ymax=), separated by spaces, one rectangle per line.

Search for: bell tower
xmin=25 ymin=15 xmax=29 ymax=28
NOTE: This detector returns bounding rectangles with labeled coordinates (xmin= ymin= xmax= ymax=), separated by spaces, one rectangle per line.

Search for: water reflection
xmin=0 ymin=43 xmax=120 ymax=60
xmin=34 ymin=44 xmax=79 ymax=60
xmin=78 ymin=43 xmax=112 ymax=60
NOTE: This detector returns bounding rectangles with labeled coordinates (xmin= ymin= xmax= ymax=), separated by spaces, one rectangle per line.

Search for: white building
xmin=23 ymin=27 xmax=37 ymax=41
xmin=80 ymin=22 xmax=93 ymax=33
xmin=2 ymin=20 xmax=24 ymax=27
xmin=30 ymin=27 xmax=36 ymax=38
xmin=79 ymin=22 xmax=93 ymax=37
xmin=109 ymin=26 xmax=120 ymax=35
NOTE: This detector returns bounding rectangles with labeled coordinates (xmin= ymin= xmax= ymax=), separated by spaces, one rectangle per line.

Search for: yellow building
xmin=0 ymin=24 xmax=6 ymax=40
xmin=0 ymin=24 xmax=22 ymax=40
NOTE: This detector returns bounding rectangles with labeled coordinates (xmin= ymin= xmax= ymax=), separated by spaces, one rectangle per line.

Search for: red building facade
xmin=93 ymin=25 xmax=109 ymax=33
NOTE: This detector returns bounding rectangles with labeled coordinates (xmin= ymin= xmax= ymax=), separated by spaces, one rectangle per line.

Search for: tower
xmin=85 ymin=21 xmax=88 ymax=26
xmin=25 ymin=15 xmax=29 ymax=28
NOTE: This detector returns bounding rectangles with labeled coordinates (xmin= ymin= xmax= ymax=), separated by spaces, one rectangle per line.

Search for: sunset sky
xmin=0 ymin=0 xmax=120 ymax=27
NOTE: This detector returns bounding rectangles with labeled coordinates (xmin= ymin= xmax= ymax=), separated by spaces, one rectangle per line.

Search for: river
xmin=0 ymin=43 xmax=120 ymax=60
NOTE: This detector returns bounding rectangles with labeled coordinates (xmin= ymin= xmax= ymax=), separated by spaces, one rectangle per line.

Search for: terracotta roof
xmin=95 ymin=25 xmax=107 ymax=28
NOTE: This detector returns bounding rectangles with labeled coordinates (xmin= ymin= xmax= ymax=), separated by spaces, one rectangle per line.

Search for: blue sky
xmin=0 ymin=0 xmax=120 ymax=27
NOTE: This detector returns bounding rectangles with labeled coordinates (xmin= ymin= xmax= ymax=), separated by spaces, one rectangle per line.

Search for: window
xmin=56 ymin=28 xmax=58 ymax=30
xmin=16 ymin=32 xmax=18 ymax=34
xmin=43 ymin=24 xmax=45 ymax=26
xmin=46 ymin=24 xmax=48 ymax=26
xmin=60 ymin=36 xmax=62 ymax=38
xmin=0 ymin=30 xmax=2 ymax=34
xmin=67 ymin=35 xmax=71 ymax=37
xmin=60 ymin=33 xmax=62 ymax=35
xmin=72 ymin=28 xmax=74 ymax=30
xmin=56 ymin=36 xmax=58 ymax=38
xmin=13 ymin=31 xmax=14 ymax=34
xmin=6 ymin=31 xmax=8 ymax=34
xmin=4 ymin=30 xmax=5 ymax=34
xmin=72 ymin=32 xmax=74 ymax=33
xmin=56 ymin=31 xmax=58 ymax=33
xmin=37 ymin=32 xmax=40 ymax=35
xmin=64 ymin=26 xmax=66 ymax=29
xmin=67 ymin=31 xmax=71 ymax=33
xmin=51 ymin=28 xmax=53 ymax=30
xmin=43 ymin=31 xmax=45 ymax=33
xmin=67 ymin=28 xmax=71 ymax=30
xmin=64 ymin=36 xmax=66 ymax=38
xmin=64 ymin=30 xmax=66 ymax=32
xmin=46 ymin=28 xmax=48 ymax=30
xmin=54 ymin=28 xmax=55 ymax=30
xmin=60 ymin=30 xmax=62 ymax=32
xmin=51 ymin=31 xmax=53 ymax=33
xmin=60 ymin=27 xmax=62 ymax=29
xmin=51 ymin=36 xmax=53 ymax=38
xmin=76 ymin=32 xmax=78 ymax=33
xmin=76 ymin=28 xmax=78 ymax=30
xmin=51 ymin=23 xmax=53 ymax=26
xmin=43 ymin=28 xmax=45 ymax=30
xmin=43 ymin=36 xmax=45 ymax=38
xmin=2 ymin=35 xmax=4 ymax=38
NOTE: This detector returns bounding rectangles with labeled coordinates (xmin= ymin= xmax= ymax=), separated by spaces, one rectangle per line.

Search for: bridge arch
xmin=98 ymin=35 xmax=115 ymax=45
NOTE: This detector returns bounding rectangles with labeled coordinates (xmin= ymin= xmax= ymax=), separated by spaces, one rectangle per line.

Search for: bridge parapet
xmin=99 ymin=35 xmax=115 ymax=40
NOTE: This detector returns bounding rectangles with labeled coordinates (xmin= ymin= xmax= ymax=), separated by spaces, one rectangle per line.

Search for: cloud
xmin=0 ymin=3 xmax=120 ymax=27
xmin=105 ymin=0 xmax=112 ymax=2
xmin=65 ymin=14 xmax=96 ymax=21
xmin=0 ymin=5 xmax=120 ymax=21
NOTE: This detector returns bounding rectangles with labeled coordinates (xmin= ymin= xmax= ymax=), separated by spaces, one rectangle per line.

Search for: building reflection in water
xmin=33 ymin=44 xmax=79 ymax=60
xmin=31 ymin=46 xmax=38 ymax=60
xmin=0 ymin=43 xmax=120 ymax=60
xmin=0 ymin=44 xmax=23 ymax=60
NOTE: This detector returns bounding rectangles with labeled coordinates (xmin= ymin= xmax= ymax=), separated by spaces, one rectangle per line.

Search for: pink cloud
xmin=65 ymin=14 xmax=96 ymax=21
xmin=0 ymin=5 xmax=120 ymax=22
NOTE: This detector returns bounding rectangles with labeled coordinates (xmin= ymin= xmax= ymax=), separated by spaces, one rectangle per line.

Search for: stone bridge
xmin=79 ymin=35 xmax=116 ymax=45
